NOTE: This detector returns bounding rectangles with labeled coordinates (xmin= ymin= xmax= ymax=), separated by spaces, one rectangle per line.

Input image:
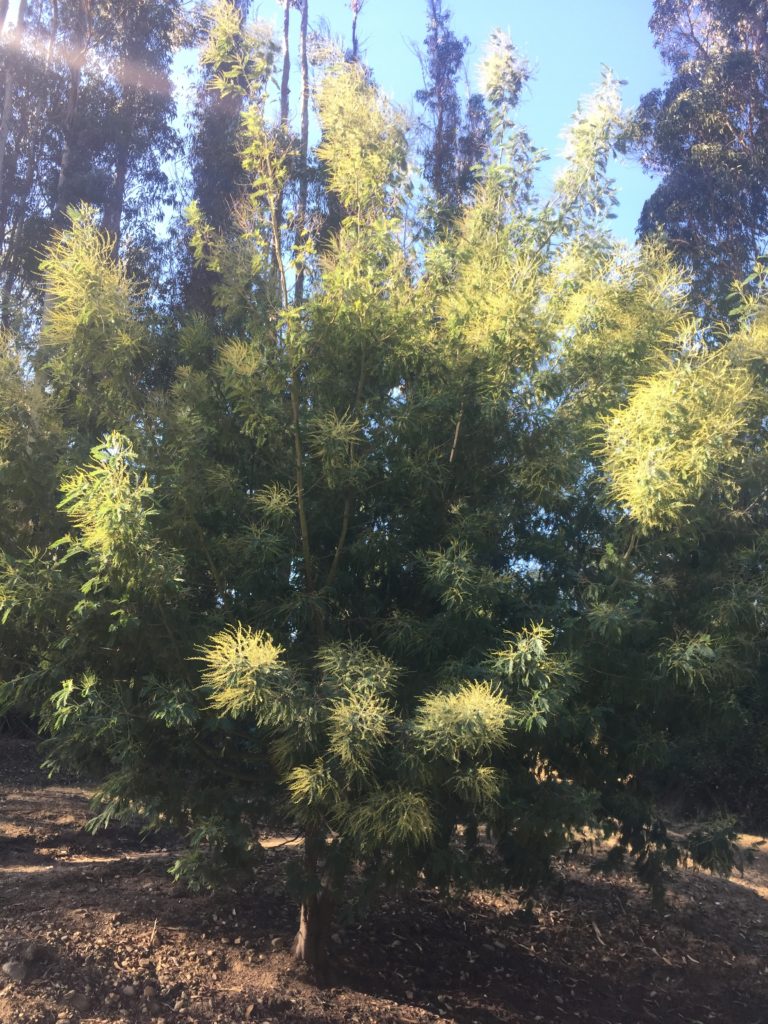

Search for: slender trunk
xmin=274 ymin=1 xmax=290 ymax=231
xmin=292 ymin=835 xmax=335 ymax=968
xmin=47 ymin=0 xmax=58 ymax=63
xmin=0 ymin=0 xmax=9 ymax=35
xmin=103 ymin=141 xmax=128 ymax=250
xmin=102 ymin=88 xmax=134 ymax=254
xmin=279 ymin=1 xmax=290 ymax=128
xmin=0 ymin=0 xmax=28 ymax=235
xmin=294 ymin=0 xmax=309 ymax=306
xmin=292 ymin=888 xmax=335 ymax=968
xmin=53 ymin=0 xmax=90 ymax=226
xmin=0 ymin=127 xmax=34 ymax=326
xmin=350 ymin=0 xmax=362 ymax=61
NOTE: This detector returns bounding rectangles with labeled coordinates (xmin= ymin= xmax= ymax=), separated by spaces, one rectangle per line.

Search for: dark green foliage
xmin=636 ymin=0 xmax=768 ymax=313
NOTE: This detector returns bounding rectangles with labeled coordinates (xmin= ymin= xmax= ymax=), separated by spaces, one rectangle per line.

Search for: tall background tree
xmin=635 ymin=0 xmax=768 ymax=314
xmin=415 ymin=0 xmax=489 ymax=225
xmin=0 ymin=0 xmax=189 ymax=331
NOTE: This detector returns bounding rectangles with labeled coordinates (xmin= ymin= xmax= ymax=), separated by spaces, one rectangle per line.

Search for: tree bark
xmin=102 ymin=84 xmax=135 ymax=254
xmin=291 ymin=832 xmax=334 ymax=968
xmin=53 ymin=0 xmax=91 ymax=226
xmin=0 ymin=0 xmax=28 ymax=238
xmin=279 ymin=0 xmax=290 ymax=128
xmin=294 ymin=0 xmax=309 ymax=306
xmin=292 ymin=886 xmax=335 ymax=968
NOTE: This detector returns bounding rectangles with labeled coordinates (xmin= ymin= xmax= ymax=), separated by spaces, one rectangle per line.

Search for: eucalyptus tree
xmin=636 ymin=0 xmax=768 ymax=314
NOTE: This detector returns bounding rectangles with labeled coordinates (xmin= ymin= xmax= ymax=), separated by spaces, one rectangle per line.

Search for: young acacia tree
xmin=2 ymin=0 xmax=763 ymax=968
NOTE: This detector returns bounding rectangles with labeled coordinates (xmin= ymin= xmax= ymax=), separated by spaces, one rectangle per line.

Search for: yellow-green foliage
xmin=316 ymin=62 xmax=406 ymax=213
xmin=346 ymin=788 xmax=435 ymax=852
xmin=0 ymin=336 xmax=25 ymax=455
xmin=37 ymin=207 xmax=144 ymax=434
xmin=479 ymin=30 xmax=529 ymax=114
xmin=201 ymin=0 xmax=276 ymax=100
xmin=549 ymin=241 xmax=688 ymax=421
xmin=200 ymin=624 xmax=293 ymax=721
xmin=437 ymin=214 xmax=544 ymax=373
xmin=658 ymin=632 xmax=736 ymax=691
xmin=58 ymin=433 xmax=178 ymax=595
xmin=317 ymin=642 xmax=399 ymax=696
xmin=39 ymin=206 xmax=141 ymax=359
xmin=489 ymin=622 xmax=571 ymax=689
xmin=451 ymin=764 xmax=502 ymax=808
xmin=601 ymin=352 xmax=755 ymax=529
xmin=413 ymin=681 xmax=511 ymax=760
xmin=287 ymin=758 xmax=339 ymax=816
xmin=328 ymin=690 xmax=393 ymax=774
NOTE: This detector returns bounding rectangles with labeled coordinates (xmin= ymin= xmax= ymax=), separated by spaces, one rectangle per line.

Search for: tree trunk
xmin=291 ymin=832 xmax=334 ymax=968
xmin=53 ymin=0 xmax=90 ymax=226
xmin=102 ymin=86 xmax=134 ymax=254
xmin=279 ymin=0 xmax=290 ymax=128
xmin=294 ymin=0 xmax=309 ymax=305
xmin=292 ymin=887 xmax=335 ymax=968
xmin=0 ymin=0 xmax=28 ymax=236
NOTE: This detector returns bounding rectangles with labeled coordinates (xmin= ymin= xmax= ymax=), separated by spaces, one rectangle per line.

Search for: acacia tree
xmin=1 ymin=0 xmax=763 ymax=969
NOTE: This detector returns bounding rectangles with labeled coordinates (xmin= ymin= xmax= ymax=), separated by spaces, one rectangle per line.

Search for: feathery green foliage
xmin=2 ymin=0 xmax=766 ymax=968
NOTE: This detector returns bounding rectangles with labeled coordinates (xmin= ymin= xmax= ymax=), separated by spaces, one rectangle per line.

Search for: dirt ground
xmin=1 ymin=738 xmax=767 ymax=1024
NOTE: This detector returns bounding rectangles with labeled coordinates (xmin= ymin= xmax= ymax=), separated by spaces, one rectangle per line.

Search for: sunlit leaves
xmin=199 ymin=624 xmax=297 ymax=723
xmin=413 ymin=681 xmax=512 ymax=761
xmin=346 ymin=788 xmax=435 ymax=852
xmin=316 ymin=62 xmax=407 ymax=214
xmin=601 ymin=352 xmax=754 ymax=529
xmin=58 ymin=433 xmax=181 ymax=597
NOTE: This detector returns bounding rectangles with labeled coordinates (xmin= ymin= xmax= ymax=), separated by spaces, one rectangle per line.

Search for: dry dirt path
xmin=1 ymin=738 xmax=767 ymax=1024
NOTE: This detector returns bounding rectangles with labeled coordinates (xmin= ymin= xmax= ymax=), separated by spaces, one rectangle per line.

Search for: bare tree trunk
xmin=53 ymin=0 xmax=91 ymax=226
xmin=279 ymin=0 xmax=290 ymax=128
xmin=0 ymin=0 xmax=28 ymax=236
xmin=292 ymin=889 xmax=335 ymax=968
xmin=291 ymin=834 xmax=334 ymax=969
xmin=294 ymin=0 xmax=309 ymax=306
xmin=47 ymin=0 xmax=59 ymax=64
xmin=102 ymin=137 xmax=128 ymax=252
xmin=0 ymin=1 xmax=9 ymax=36
xmin=350 ymin=0 xmax=363 ymax=61
xmin=102 ymin=87 xmax=134 ymax=254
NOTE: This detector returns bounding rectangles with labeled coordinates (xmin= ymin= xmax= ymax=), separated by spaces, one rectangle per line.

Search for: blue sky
xmin=4 ymin=0 xmax=668 ymax=239
xmin=266 ymin=0 xmax=667 ymax=241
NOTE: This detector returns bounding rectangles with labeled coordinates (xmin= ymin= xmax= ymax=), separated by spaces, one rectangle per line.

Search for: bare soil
xmin=1 ymin=738 xmax=767 ymax=1024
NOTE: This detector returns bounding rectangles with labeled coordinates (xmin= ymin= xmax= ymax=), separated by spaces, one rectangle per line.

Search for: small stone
xmin=121 ymin=984 xmax=137 ymax=998
xmin=68 ymin=993 xmax=90 ymax=1013
xmin=405 ymin=990 xmax=414 ymax=1000
xmin=22 ymin=941 xmax=51 ymax=964
xmin=1 ymin=960 xmax=28 ymax=983
xmin=143 ymin=985 xmax=158 ymax=999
